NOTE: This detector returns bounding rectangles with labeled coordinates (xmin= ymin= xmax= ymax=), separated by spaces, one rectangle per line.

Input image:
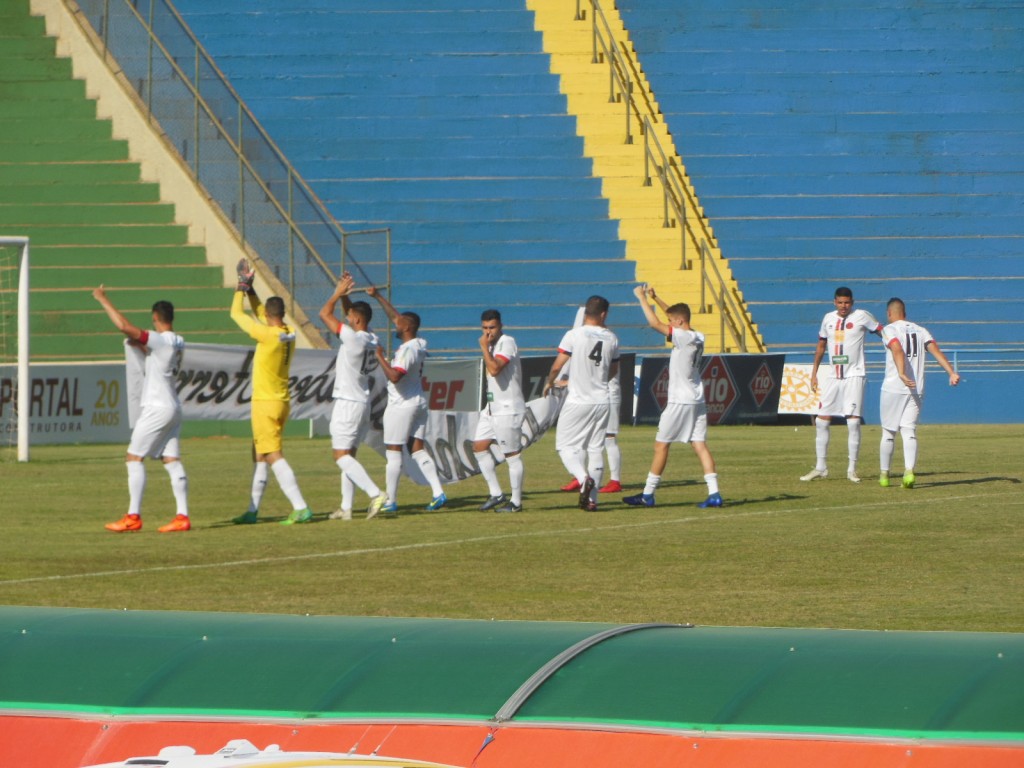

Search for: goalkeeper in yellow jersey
xmin=229 ymin=259 xmax=313 ymax=525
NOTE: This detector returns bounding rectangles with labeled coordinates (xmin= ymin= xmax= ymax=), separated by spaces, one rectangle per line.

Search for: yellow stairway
xmin=527 ymin=0 xmax=763 ymax=352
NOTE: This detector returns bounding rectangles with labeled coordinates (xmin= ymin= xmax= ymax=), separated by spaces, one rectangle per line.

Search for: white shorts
xmin=383 ymin=402 xmax=428 ymax=446
xmin=880 ymin=390 xmax=922 ymax=432
xmin=474 ymin=409 xmax=525 ymax=455
xmin=127 ymin=405 xmax=182 ymax=459
xmin=655 ymin=402 xmax=708 ymax=444
xmin=556 ymin=401 xmax=609 ymax=454
xmin=330 ymin=399 xmax=370 ymax=450
xmin=818 ymin=376 xmax=866 ymax=418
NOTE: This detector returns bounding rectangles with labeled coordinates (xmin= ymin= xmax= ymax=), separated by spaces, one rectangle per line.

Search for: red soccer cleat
xmin=105 ymin=514 xmax=142 ymax=533
xmin=157 ymin=514 xmax=191 ymax=533
xmin=560 ymin=477 xmax=581 ymax=492
xmin=599 ymin=480 xmax=622 ymax=493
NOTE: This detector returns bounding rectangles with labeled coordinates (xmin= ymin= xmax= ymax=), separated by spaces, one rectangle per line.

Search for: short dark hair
xmin=350 ymin=300 xmax=372 ymax=324
xmin=834 ymin=286 xmax=853 ymax=299
xmin=151 ymin=300 xmax=174 ymax=323
xmin=401 ymin=311 xmax=421 ymax=333
xmin=584 ymin=295 xmax=609 ymax=317
xmin=887 ymin=297 xmax=905 ymax=313
xmin=265 ymin=296 xmax=285 ymax=319
xmin=666 ymin=302 xmax=691 ymax=322
xmin=481 ymin=308 xmax=502 ymax=323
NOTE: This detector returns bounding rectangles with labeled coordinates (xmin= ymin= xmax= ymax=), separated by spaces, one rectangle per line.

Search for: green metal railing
xmin=67 ymin=0 xmax=390 ymax=345
xmin=575 ymin=0 xmax=763 ymax=352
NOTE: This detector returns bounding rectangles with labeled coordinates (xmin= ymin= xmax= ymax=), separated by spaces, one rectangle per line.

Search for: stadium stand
xmin=616 ymin=0 xmax=1024 ymax=355
xmin=0 ymin=0 xmax=244 ymax=363
xmin=170 ymin=0 xmax=660 ymax=356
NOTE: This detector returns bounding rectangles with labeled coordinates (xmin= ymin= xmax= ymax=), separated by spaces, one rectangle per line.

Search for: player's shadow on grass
xmin=712 ymin=493 xmax=805 ymax=508
xmin=911 ymin=474 xmax=1021 ymax=489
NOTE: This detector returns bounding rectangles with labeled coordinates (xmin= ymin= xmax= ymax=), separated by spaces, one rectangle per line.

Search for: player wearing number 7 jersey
xmin=544 ymin=295 xmax=619 ymax=511
xmin=319 ymin=273 xmax=388 ymax=520
xmin=623 ymin=284 xmax=722 ymax=509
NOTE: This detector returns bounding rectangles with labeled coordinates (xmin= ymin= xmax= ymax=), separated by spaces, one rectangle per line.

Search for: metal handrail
xmin=580 ymin=0 xmax=763 ymax=352
xmin=68 ymin=0 xmax=390 ymax=344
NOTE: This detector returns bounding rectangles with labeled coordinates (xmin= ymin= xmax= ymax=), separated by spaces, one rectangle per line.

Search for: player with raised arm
xmin=801 ymin=286 xmax=882 ymax=483
xmin=624 ymin=284 xmax=722 ymax=508
xmin=473 ymin=309 xmax=526 ymax=513
xmin=878 ymin=297 xmax=961 ymax=489
xmin=368 ymin=285 xmax=447 ymax=514
xmin=229 ymin=259 xmax=314 ymax=526
xmin=544 ymin=295 xmax=619 ymax=512
xmin=319 ymin=272 xmax=388 ymax=520
xmin=93 ymin=286 xmax=190 ymax=533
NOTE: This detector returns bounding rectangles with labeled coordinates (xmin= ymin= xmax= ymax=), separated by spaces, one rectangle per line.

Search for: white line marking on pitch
xmin=2 ymin=492 xmax=1021 ymax=586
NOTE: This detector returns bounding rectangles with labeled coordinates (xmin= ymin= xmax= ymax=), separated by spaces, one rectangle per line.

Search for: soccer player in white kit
xmin=801 ymin=286 xmax=882 ymax=483
xmin=473 ymin=309 xmax=526 ymax=513
xmin=544 ymin=295 xmax=619 ymax=512
xmin=367 ymin=285 xmax=447 ymax=514
xmin=92 ymin=286 xmax=190 ymax=533
xmin=878 ymin=297 xmax=961 ymax=489
xmin=624 ymin=285 xmax=722 ymax=508
xmin=319 ymin=273 xmax=389 ymax=520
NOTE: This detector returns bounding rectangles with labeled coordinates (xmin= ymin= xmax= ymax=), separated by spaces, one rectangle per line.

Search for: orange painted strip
xmin=3 ymin=715 xmax=1022 ymax=768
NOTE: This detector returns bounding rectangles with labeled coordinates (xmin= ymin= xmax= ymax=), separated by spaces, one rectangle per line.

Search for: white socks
xmin=385 ymin=450 xmax=403 ymax=502
xmin=880 ymin=430 xmax=896 ymax=472
xmin=605 ymin=436 xmax=621 ymax=482
xmin=411 ymin=449 xmax=445 ymax=497
xmin=643 ymin=472 xmax=661 ymax=497
xmin=474 ymin=449 xmax=503 ymax=497
xmin=705 ymin=472 xmax=719 ymax=496
xmin=337 ymin=454 xmax=381 ymax=499
xmin=162 ymin=460 xmax=189 ymax=517
xmin=902 ymin=427 xmax=918 ymax=471
xmin=814 ymin=417 xmax=830 ymax=470
xmin=847 ymin=418 xmax=862 ymax=472
xmin=248 ymin=461 xmax=268 ymax=513
xmin=270 ymin=458 xmax=307 ymax=511
xmin=558 ymin=448 xmax=587 ymax=485
xmin=506 ymin=453 xmax=524 ymax=505
xmin=126 ymin=461 xmax=145 ymax=516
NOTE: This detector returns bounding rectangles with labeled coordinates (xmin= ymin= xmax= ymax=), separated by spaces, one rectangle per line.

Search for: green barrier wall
xmin=0 ymin=607 xmax=1021 ymax=743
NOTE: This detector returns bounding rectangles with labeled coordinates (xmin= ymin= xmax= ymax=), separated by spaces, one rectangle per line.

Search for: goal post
xmin=0 ymin=236 xmax=30 ymax=462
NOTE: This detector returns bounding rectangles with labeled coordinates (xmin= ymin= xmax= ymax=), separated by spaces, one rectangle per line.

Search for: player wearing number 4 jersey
xmin=319 ymin=272 xmax=388 ymax=520
xmin=878 ymin=298 xmax=961 ymax=489
xmin=92 ymin=285 xmax=190 ymax=533
xmin=623 ymin=284 xmax=722 ymax=509
xmin=544 ymin=295 xmax=619 ymax=512
xmin=230 ymin=259 xmax=314 ymax=526
xmin=801 ymin=286 xmax=882 ymax=484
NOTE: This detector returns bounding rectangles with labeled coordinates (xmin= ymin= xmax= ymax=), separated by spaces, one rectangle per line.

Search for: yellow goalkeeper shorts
xmin=251 ymin=399 xmax=290 ymax=455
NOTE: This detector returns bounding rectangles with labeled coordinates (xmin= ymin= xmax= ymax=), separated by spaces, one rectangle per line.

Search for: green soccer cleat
xmin=878 ymin=471 xmax=890 ymax=488
xmin=233 ymin=510 xmax=259 ymax=525
xmin=280 ymin=507 xmax=313 ymax=525
xmin=902 ymin=472 xmax=916 ymax=489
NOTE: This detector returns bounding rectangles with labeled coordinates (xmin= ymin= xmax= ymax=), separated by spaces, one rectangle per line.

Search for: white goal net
xmin=0 ymin=236 xmax=30 ymax=462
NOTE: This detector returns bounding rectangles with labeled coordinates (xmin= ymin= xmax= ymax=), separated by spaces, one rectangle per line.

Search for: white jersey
xmin=138 ymin=330 xmax=184 ymax=411
xmin=882 ymin=319 xmax=935 ymax=395
xmin=387 ymin=336 xmax=428 ymax=407
xmin=817 ymin=308 xmax=881 ymax=379
xmin=608 ymin=366 xmax=622 ymax=405
xmin=557 ymin=324 xmax=620 ymax=406
xmin=667 ymin=327 xmax=706 ymax=405
xmin=485 ymin=333 xmax=525 ymax=415
xmin=332 ymin=323 xmax=379 ymax=403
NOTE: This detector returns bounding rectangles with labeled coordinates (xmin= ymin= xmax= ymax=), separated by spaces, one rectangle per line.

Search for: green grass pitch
xmin=1 ymin=424 xmax=1021 ymax=632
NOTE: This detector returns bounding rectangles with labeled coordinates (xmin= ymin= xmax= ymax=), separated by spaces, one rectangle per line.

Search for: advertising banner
xmin=635 ymin=353 xmax=786 ymax=425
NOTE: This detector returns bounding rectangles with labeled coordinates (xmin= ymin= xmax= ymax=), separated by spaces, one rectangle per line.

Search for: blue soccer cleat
xmin=622 ymin=493 xmax=655 ymax=507
xmin=426 ymin=493 xmax=448 ymax=511
xmin=697 ymin=493 xmax=724 ymax=508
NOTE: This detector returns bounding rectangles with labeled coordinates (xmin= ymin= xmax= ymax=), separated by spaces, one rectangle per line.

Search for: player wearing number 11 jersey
xmin=319 ymin=273 xmax=388 ymax=520
xmin=544 ymin=295 xmax=619 ymax=511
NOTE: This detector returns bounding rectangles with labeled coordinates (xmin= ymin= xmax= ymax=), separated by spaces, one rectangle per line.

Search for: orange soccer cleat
xmin=560 ymin=477 xmax=581 ymax=492
xmin=599 ymin=480 xmax=622 ymax=493
xmin=157 ymin=514 xmax=191 ymax=533
xmin=105 ymin=514 xmax=142 ymax=532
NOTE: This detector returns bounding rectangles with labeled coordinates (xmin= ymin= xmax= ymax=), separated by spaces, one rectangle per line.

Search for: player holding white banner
xmin=801 ymin=286 xmax=882 ymax=483
xmin=544 ymin=295 xmax=619 ymax=512
xmin=624 ymin=284 xmax=722 ymax=508
xmin=229 ymin=260 xmax=314 ymax=526
xmin=319 ymin=273 xmax=388 ymax=520
xmin=473 ymin=309 xmax=526 ymax=513
xmin=878 ymin=297 xmax=961 ymax=489
xmin=93 ymin=286 xmax=190 ymax=533
xmin=368 ymin=286 xmax=447 ymax=514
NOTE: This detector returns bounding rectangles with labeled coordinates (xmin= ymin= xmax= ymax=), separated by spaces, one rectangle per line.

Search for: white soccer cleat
xmin=328 ymin=507 xmax=352 ymax=521
xmin=847 ymin=470 xmax=862 ymax=483
xmin=800 ymin=468 xmax=828 ymax=481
